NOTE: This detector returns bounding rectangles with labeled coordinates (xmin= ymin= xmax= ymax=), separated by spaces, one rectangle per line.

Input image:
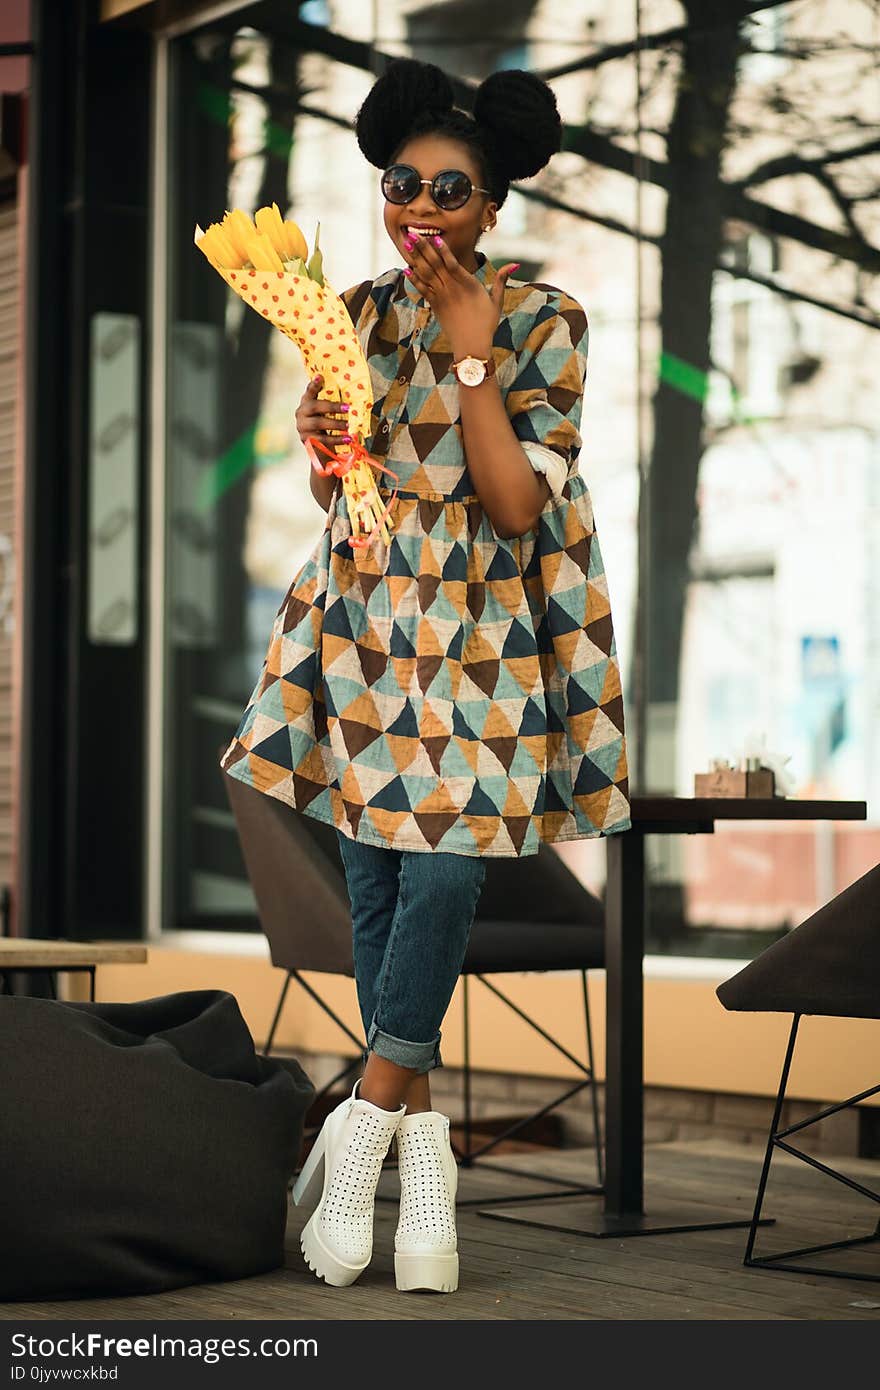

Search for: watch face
xmin=457 ymin=357 xmax=486 ymax=386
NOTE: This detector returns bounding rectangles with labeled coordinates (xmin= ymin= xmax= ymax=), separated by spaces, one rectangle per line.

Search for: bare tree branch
xmin=531 ymin=0 xmax=783 ymax=82
xmin=713 ymin=260 xmax=880 ymax=327
xmin=733 ymin=136 xmax=880 ymax=188
xmin=563 ymin=122 xmax=880 ymax=273
xmin=814 ymin=168 xmax=869 ymax=243
xmin=737 ymin=39 xmax=880 ymax=57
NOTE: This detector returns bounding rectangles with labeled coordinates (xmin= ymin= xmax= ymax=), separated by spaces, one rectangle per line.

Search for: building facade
xmin=4 ymin=0 xmax=879 ymax=1115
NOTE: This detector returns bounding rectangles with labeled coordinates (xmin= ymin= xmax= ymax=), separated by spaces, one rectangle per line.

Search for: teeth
xmin=406 ymin=226 xmax=440 ymax=235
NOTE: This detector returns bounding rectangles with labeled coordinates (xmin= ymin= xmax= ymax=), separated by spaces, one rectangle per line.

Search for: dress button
xmin=381 ymin=422 xmax=389 ymax=433
xmin=398 ymin=375 xmax=406 ymax=384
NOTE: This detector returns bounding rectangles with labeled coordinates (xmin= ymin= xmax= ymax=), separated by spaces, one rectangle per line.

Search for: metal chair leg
xmin=263 ymin=972 xmax=292 ymax=1056
xmin=744 ymin=1013 xmax=880 ymax=1281
xmin=264 ymin=969 xmax=362 ymax=1057
xmin=583 ymin=969 xmax=604 ymax=1189
xmin=461 ymin=974 xmax=473 ymax=1164
xmin=264 ymin=969 xmax=363 ymax=1117
xmin=453 ymin=970 xmax=604 ymax=1207
xmin=745 ymin=1014 xmax=799 ymax=1265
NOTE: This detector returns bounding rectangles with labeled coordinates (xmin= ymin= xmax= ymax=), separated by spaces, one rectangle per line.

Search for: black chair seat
xmin=466 ymin=918 xmax=605 ymax=973
xmin=718 ymin=862 xmax=880 ymax=1019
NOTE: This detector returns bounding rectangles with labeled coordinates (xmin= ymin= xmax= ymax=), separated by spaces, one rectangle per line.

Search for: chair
xmin=717 ymin=861 xmax=880 ymax=1282
xmin=223 ymin=771 xmax=606 ymax=1206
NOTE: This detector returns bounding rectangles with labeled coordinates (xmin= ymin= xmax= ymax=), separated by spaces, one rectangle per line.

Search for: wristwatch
xmin=452 ymin=354 xmax=496 ymax=387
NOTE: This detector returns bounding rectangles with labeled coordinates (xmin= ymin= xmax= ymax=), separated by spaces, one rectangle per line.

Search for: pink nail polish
xmin=511 ymin=262 xmax=521 ymax=270
xmin=341 ymin=433 xmax=352 ymax=443
xmin=403 ymin=268 xmax=412 ymax=277
xmin=434 ymin=235 xmax=443 ymax=247
xmin=339 ymin=403 xmax=350 ymax=412
xmin=404 ymin=238 xmax=414 ymax=250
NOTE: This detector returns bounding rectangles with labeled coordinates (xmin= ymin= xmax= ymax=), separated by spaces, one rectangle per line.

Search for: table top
xmin=630 ymin=796 xmax=867 ymax=829
xmin=0 ymin=939 xmax=148 ymax=968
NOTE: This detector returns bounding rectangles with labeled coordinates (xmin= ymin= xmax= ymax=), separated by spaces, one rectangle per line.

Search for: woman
xmin=221 ymin=57 xmax=631 ymax=1294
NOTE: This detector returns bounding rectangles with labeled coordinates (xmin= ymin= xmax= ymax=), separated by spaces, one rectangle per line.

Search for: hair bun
xmin=473 ymin=69 xmax=562 ymax=182
xmin=355 ymin=58 xmax=455 ymax=169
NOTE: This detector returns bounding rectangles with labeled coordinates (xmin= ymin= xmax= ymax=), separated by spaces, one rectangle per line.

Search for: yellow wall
xmin=95 ymin=946 xmax=879 ymax=1106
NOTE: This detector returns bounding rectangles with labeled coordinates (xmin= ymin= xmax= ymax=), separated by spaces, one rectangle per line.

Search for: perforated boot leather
xmin=394 ymin=1110 xmax=459 ymax=1293
xmin=291 ymin=1080 xmax=405 ymax=1287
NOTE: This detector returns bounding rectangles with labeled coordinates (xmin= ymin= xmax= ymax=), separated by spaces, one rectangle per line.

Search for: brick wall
xmin=295 ymin=1048 xmax=871 ymax=1158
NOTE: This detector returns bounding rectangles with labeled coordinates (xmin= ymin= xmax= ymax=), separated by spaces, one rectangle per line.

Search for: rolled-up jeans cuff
xmin=366 ymin=1018 xmax=442 ymax=1074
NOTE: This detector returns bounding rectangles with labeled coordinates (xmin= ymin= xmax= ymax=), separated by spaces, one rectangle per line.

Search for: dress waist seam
xmin=376 ymin=487 xmax=480 ymax=503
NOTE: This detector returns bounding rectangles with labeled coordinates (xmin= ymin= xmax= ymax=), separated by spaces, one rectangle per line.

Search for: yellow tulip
xmin=195 ymin=205 xmax=388 ymax=545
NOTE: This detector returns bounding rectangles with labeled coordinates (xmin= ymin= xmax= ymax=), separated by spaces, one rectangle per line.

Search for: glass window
xmin=162 ymin=1 xmax=879 ymax=955
xmin=635 ymin=0 xmax=880 ymax=955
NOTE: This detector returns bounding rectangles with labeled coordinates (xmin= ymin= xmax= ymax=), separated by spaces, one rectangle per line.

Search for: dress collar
xmin=402 ymin=248 xmax=495 ymax=305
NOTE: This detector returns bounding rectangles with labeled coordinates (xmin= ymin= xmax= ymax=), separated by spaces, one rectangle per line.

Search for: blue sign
xmin=801 ymin=635 xmax=840 ymax=685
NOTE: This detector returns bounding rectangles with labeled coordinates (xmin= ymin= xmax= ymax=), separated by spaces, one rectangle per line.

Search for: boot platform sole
xmin=394 ymin=1250 xmax=459 ymax=1293
xmin=301 ymin=1214 xmax=369 ymax=1288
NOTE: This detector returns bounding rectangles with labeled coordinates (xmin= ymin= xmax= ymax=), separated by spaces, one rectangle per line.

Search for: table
xmin=480 ymin=796 xmax=867 ymax=1239
xmin=0 ymin=939 xmax=148 ymax=1001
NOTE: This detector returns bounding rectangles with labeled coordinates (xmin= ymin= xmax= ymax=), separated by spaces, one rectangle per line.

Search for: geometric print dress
xmin=220 ymin=251 xmax=631 ymax=856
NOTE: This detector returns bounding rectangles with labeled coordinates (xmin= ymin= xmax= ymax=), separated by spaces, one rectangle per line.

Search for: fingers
xmin=405 ymin=231 xmax=448 ymax=278
xmin=312 ymin=398 xmax=349 ymax=420
xmin=490 ymin=263 xmax=521 ymax=310
xmin=304 ymin=429 xmax=351 ymax=450
xmin=403 ymin=231 xmax=453 ymax=298
xmin=297 ymin=376 xmax=352 ymax=448
xmin=303 ymin=375 xmax=346 ymax=408
xmin=298 ymin=377 xmax=349 ymax=418
xmin=427 ymin=235 xmax=468 ymax=278
xmin=299 ymin=412 xmax=351 ymax=438
xmin=404 ymin=264 xmax=434 ymax=299
xmin=298 ymin=411 xmax=349 ymax=439
xmin=403 ymin=232 xmax=487 ymax=302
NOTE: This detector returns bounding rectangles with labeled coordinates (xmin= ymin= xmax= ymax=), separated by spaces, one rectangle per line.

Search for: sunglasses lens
xmin=382 ymin=164 xmax=419 ymax=204
xmin=433 ymin=170 xmax=472 ymax=209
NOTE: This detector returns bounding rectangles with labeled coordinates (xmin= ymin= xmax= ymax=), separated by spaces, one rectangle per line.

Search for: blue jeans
xmin=336 ymin=832 xmax=488 ymax=1074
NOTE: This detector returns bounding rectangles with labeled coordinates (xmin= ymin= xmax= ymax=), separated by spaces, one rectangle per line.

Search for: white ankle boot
xmin=394 ymin=1110 xmax=459 ymax=1293
xmin=292 ymin=1080 xmax=405 ymax=1287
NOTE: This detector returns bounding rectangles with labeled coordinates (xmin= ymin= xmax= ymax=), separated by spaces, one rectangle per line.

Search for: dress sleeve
xmin=505 ymin=294 xmax=589 ymax=501
xmin=340 ymin=279 xmax=373 ymax=327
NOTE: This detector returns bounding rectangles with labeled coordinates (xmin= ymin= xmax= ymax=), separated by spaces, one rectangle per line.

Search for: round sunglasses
xmin=381 ymin=163 xmax=491 ymax=212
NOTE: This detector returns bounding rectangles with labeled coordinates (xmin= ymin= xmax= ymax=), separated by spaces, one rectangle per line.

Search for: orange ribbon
xmin=305 ymin=435 xmax=399 ymax=550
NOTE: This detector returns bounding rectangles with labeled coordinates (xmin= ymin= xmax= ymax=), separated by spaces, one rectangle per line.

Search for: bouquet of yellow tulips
xmin=194 ymin=203 xmax=397 ymax=548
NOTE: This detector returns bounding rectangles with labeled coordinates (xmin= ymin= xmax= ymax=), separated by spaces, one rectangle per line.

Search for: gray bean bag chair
xmin=0 ymin=989 xmax=313 ymax=1300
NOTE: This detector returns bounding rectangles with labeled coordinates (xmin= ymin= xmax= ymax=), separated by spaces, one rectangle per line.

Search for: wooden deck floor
xmin=3 ymin=1141 xmax=879 ymax=1321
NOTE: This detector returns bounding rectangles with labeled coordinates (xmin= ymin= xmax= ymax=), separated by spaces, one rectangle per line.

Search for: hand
xmin=294 ymin=373 xmax=352 ymax=450
xmin=403 ymin=233 xmax=519 ymax=355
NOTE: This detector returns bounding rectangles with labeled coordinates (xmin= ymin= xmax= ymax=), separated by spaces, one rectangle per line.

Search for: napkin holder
xmin=694 ymin=764 xmax=777 ymax=799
